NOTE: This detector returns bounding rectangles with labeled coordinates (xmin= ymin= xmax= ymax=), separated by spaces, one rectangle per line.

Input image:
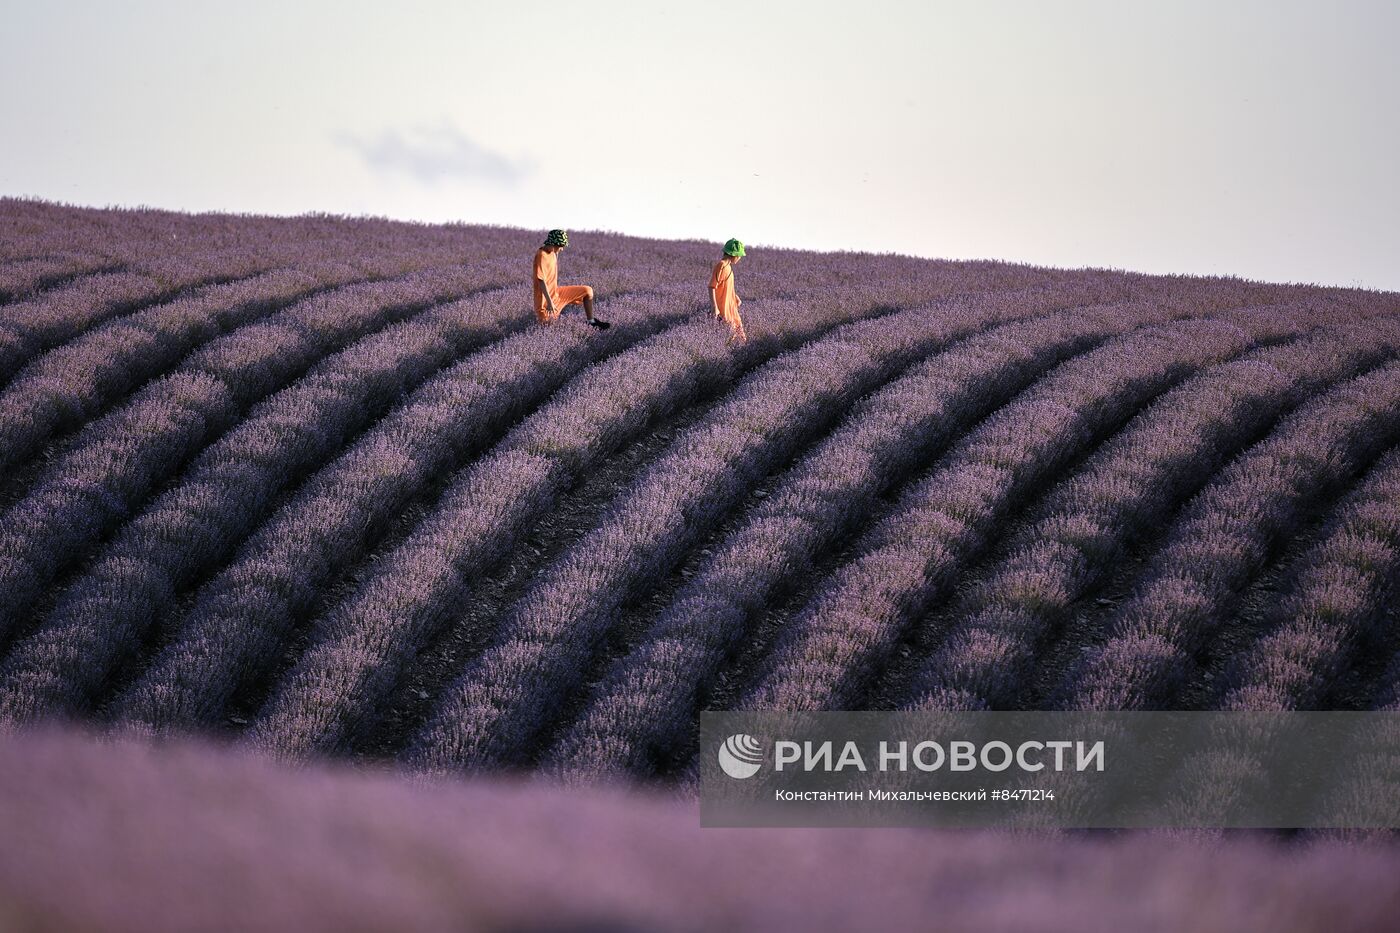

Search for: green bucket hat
xmin=723 ymin=238 xmax=745 ymax=258
xmin=544 ymin=229 xmax=569 ymax=248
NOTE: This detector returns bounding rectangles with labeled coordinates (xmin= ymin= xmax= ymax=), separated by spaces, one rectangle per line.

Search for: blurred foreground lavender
xmin=2 ymin=726 xmax=1399 ymax=933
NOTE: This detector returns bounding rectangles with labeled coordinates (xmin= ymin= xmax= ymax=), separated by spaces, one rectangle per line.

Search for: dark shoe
xmin=588 ymin=318 xmax=612 ymax=330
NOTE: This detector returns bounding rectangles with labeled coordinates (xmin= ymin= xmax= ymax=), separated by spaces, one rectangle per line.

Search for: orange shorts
xmin=536 ymin=285 xmax=593 ymax=323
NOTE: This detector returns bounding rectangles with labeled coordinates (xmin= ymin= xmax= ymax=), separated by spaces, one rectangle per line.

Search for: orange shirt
xmin=710 ymin=259 xmax=739 ymax=319
xmin=533 ymin=248 xmax=558 ymax=312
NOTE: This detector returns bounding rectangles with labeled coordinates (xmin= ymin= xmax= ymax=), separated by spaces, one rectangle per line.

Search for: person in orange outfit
xmin=534 ymin=229 xmax=609 ymax=329
xmin=709 ymin=238 xmax=747 ymax=345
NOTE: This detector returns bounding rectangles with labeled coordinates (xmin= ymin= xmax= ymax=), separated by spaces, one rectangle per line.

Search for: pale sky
xmin=3 ymin=1 xmax=1396 ymax=290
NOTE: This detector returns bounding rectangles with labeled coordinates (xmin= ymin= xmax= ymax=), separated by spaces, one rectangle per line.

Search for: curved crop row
xmin=404 ymin=285 xmax=1163 ymax=773
xmin=1 ymin=271 xmax=194 ymax=381
xmin=1302 ymin=656 xmax=1400 ymax=833
xmin=1064 ymin=358 xmax=1400 ymax=711
xmin=0 ymin=256 xmax=122 ymax=304
xmin=1297 ymin=615 xmax=1400 ymax=827
xmin=1371 ymin=649 xmax=1400 ymax=711
xmin=243 ymin=278 xmax=1121 ymax=761
xmin=544 ymin=297 xmax=1179 ymax=777
xmin=740 ymin=306 xmax=1327 ymax=714
xmin=0 ymin=245 xmax=289 ymax=384
xmin=0 ymin=267 xmax=503 ymax=649
xmin=0 ymin=284 xmax=542 ymax=722
xmin=1150 ymin=447 xmax=1400 ymax=830
xmin=0 ymin=269 xmax=332 ymax=473
xmin=1213 ymin=446 xmax=1400 ymax=711
xmin=902 ymin=320 xmax=1400 ymax=712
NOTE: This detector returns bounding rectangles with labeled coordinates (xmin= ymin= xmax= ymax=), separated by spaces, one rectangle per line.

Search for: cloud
xmin=336 ymin=121 xmax=533 ymax=186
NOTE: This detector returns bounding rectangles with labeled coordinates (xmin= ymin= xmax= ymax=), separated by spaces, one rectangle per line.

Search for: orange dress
xmin=710 ymin=259 xmax=745 ymax=340
xmin=533 ymin=249 xmax=591 ymax=323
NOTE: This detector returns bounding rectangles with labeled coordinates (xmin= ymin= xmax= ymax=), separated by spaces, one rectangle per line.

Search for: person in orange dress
xmin=534 ymin=229 xmax=609 ymax=328
xmin=709 ymin=238 xmax=747 ymax=345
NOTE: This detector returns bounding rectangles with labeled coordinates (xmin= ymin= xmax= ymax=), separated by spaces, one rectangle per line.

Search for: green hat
xmin=544 ymin=229 xmax=569 ymax=248
xmin=723 ymin=238 xmax=745 ymax=258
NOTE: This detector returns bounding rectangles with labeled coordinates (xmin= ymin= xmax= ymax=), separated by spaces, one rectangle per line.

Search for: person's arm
xmin=710 ymin=263 xmax=727 ymax=316
xmin=535 ymin=265 xmax=557 ymax=320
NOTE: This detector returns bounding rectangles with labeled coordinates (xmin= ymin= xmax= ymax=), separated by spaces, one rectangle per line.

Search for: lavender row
xmin=543 ymin=297 xmax=1180 ymax=778
xmin=1213 ymin=446 xmax=1400 ymax=711
xmin=0 ymin=228 xmax=544 ymax=475
xmin=1150 ymin=448 xmax=1400 ymax=830
xmin=1371 ymin=648 xmax=1400 ymax=711
xmin=1 ymin=271 xmax=203 ymax=383
xmin=405 ymin=284 xmax=1150 ymax=773
xmin=243 ymin=276 xmax=1115 ymax=760
xmin=0 ymin=266 xmax=504 ymax=650
xmin=1337 ymin=651 xmax=1400 ymax=829
xmin=901 ymin=320 xmax=1400 ymax=712
xmin=739 ymin=307 xmax=1327 ymax=714
xmin=0 ymin=243 xmax=305 ymax=382
xmin=1064 ymin=358 xmax=1400 ymax=711
xmin=1300 ymin=638 xmax=1400 ymax=831
xmin=0 ymin=254 xmax=121 ymax=303
xmin=0 ymin=283 xmax=549 ymax=722
xmin=1 ymin=269 xmax=325 ymax=472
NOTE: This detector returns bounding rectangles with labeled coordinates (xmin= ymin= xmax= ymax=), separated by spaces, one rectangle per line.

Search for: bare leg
xmin=583 ymin=286 xmax=610 ymax=329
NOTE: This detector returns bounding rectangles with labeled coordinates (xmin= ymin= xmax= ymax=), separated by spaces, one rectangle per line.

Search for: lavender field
xmin=3 ymin=198 xmax=1400 ymax=929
